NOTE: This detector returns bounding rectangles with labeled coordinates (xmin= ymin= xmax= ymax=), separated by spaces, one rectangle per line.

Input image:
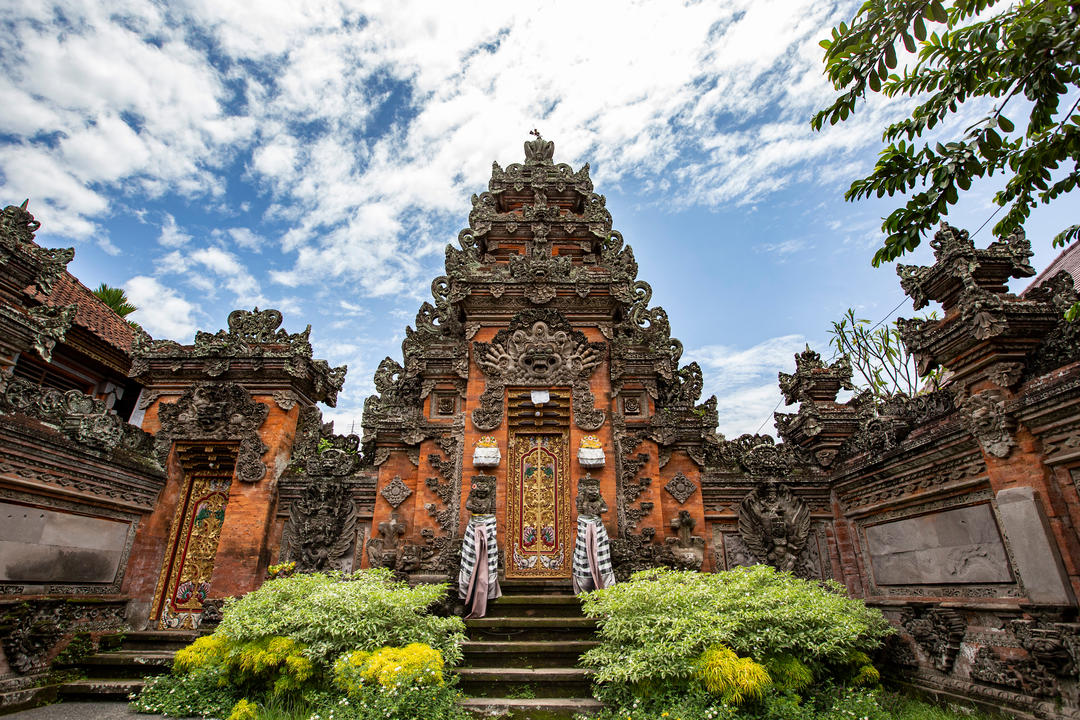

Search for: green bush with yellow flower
xmin=579 ymin=565 xmax=898 ymax=720
xmin=131 ymin=568 xmax=470 ymax=720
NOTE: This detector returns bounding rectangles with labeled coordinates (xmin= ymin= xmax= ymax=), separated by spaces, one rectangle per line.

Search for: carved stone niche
xmin=576 ymin=474 xmax=608 ymax=516
xmin=465 ymin=475 xmax=496 ymax=515
xmin=737 ymin=481 xmax=810 ymax=572
xmin=155 ymin=383 xmax=270 ymax=483
xmin=279 ymin=478 xmax=357 ymax=572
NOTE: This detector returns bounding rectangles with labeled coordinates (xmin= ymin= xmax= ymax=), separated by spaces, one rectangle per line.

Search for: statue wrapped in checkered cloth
xmin=458 ymin=476 xmax=501 ymax=618
xmin=572 ymin=475 xmax=615 ymax=593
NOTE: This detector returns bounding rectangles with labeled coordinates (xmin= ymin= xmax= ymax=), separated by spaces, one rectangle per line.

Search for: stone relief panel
xmin=865 ymin=504 xmax=1013 ymax=585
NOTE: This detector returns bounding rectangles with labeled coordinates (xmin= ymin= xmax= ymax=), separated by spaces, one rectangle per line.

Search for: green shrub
xmin=216 ymin=568 xmax=465 ymax=667
xmin=580 ymin=566 xmax=891 ymax=694
xmin=696 ymin=646 xmax=772 ymax=705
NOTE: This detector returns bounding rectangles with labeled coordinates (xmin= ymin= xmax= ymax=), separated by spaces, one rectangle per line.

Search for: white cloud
xmin=158 ymin=214 xmax=191 ymax=248
xmin=686 ymin=334 xmax=813 ymax=437
xmin=124 ymin=275 xmax=199 ymax=340
xmin=2 ymin=0 xmax=911 ymax=292
xmin=227 ymin=227 xmax=264 ymax=251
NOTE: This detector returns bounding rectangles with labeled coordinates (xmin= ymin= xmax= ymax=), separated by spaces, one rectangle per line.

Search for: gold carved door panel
xmin=151 ymin=444 xmax=236 ymax=629
xmin=506 ymin=432 xmax=571 ymax=578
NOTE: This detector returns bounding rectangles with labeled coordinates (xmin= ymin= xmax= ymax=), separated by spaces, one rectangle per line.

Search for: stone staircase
xmin=54 ymin=630 xmax=198 ymax=701
xmin=457 ymin=580 xmax=602 ymax=719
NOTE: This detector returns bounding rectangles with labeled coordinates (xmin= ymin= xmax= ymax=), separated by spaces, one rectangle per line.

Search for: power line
xmin=752 ymin=203 xmax=1003 ymax=436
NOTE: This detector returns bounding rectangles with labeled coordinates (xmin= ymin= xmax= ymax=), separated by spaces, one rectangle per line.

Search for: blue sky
xmin=1 ymin=1 xmax=1074 ymax=437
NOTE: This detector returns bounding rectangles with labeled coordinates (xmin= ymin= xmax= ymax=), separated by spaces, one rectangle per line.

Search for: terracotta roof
xmin=1022 ymin=240 xmax=1080 ymax=296
xmin=28 ymin=272 xmax=135 ymax=355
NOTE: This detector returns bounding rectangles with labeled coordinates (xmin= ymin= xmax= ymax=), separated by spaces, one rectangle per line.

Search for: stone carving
xmin=273 ymin=390 xmax=297 ymax=410
xmin=738 ymin=482 xmax=810 ymax=571
xmin=572 ymin=382 xmax=606 ymax=430
xmin=156 ymin=383 xmax=270 ymax=483
xmin=465 ymin=475 xmax=496 ymax=515
xmin=0 ymin=599 xmax=126 ymax=675
xmin=131 ymin=309 xmax=346 ymax=407
xmin=24 ymin=304 xmax=78 ymax=362
xmin=778 ymin=346 xmax=854 ymax=405
xmin=0 ymin=376 xmax=156 ymax=457
xmin=970 ymin=646 xmax=1056 ymax=697
xmin=665 ymin=510 xmax=704 ymax=570
xmin=720 ymin=434 xmax=793 ymax=477
xmin=1024 ymin=270 xmax=1080 ymax=378
xmin=280 ymin=478 xmax=357 ymax=572
xmin=664 ymin=472 xmax=697 ymax=504
xmin=471 ymin=382 xmax=505 ymax=431
xmin=380 ymin=476 xmax=412 ymax=509
xmin=365 ymin=513 xmax=407 ymax=570
xmin=576 ymin=474 xmax=608 ymax=516
xmin=961 ymin=390 xmax=1016 ymax=458
xmin=1012 ymin=619 xmax=1078 ymax=677
xmin=901 ymin=606 xmax=967 ymax=673
xmin=473 ymin=309 xmax=605 ymax=386
xmin=0 ymin=201 xmax=75 ymax=296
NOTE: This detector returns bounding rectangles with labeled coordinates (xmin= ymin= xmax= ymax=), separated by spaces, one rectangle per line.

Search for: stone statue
xmin=738 ymin=481 xmax=810 ymax=572
xmin=573 ymin=475 xmax=615 ymax=593
xmin=459 ymin=476 xmax=500 ymax=618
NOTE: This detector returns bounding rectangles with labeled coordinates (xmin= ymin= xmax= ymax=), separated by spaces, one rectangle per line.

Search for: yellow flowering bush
xmin=333 ymin=643 xmax=445 ymax=696
xmin=226 ymin=698 xmax=257 ymax=720
xmin=173 ymin=634 xmax=229 ymax=673
xmin=695 ymin=646 xmax=771 ymax=706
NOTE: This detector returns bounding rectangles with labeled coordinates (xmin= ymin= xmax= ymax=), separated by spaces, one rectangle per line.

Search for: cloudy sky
xmin=2 ymin=1 xmax=1073 ymax=437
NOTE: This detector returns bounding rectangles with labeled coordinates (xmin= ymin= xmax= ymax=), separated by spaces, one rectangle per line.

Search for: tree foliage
xmin=828 ymin=308 xmax=942 ymax=400
xmin=814 ymin=0 xmax=1080 ymax=266
xmin=91 ymin=282 xmax=138 ymax=318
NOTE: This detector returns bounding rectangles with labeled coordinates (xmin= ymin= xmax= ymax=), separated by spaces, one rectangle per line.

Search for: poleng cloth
xmin=572 ymin=514 xmax=615 ymax=593
xmin=458 ymin=514 xmax=501 ymax=618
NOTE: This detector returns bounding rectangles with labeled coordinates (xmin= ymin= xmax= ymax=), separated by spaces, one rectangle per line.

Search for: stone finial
xmin=778 ymin=345 xmax=854 ymax=405
xmin=524 ymin=130 xmax=555 ymax=165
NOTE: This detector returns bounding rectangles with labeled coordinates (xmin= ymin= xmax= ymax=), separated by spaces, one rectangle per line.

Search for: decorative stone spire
xmin=894 ymin=223 xmax=1061 ymax=391
xmin=523 ymin=129 xmax=554 ymax=165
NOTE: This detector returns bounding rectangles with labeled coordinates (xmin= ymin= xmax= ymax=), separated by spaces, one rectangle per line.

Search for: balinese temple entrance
xmin=361 ymin=136 xmax=714 ymax=584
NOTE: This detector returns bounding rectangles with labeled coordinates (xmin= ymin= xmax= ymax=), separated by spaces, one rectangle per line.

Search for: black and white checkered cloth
xmin=458 ymin=514 xmax=499 ymax=599
xmin=573 ymin=514 xmax=615 ymax=592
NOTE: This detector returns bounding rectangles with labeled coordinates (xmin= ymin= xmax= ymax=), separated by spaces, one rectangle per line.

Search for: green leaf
xmin=998 ymin=115 xmax=1014 ymax=132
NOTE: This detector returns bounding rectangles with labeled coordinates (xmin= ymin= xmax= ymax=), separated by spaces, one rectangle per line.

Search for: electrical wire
xmin=751 ymin=203 xmax=1005 ymax=436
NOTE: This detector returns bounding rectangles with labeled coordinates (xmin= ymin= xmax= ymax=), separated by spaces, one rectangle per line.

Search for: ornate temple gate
xmin=151 ymin=443 xmax=238 ymax=629
xmin=506 ymin=389 xmax=572 ymax=578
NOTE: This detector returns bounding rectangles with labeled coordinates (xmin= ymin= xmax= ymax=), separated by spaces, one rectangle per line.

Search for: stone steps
xmin=466 ymin=616 xmax=597 ymax=642
xmin=460 ymin=696 xmax=604 ymax=719
xmin=462 ymin=640 xmax=599 ymax=668
xmin=457 ymin=668 xmax=592 ymax=699
xmin=457 ymin=589 xmax=601 ymax=718
xmin=54 ymin=631 xmax=190 ymax=700
xmin=57 ymin=678 xmax=145 ymax=701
